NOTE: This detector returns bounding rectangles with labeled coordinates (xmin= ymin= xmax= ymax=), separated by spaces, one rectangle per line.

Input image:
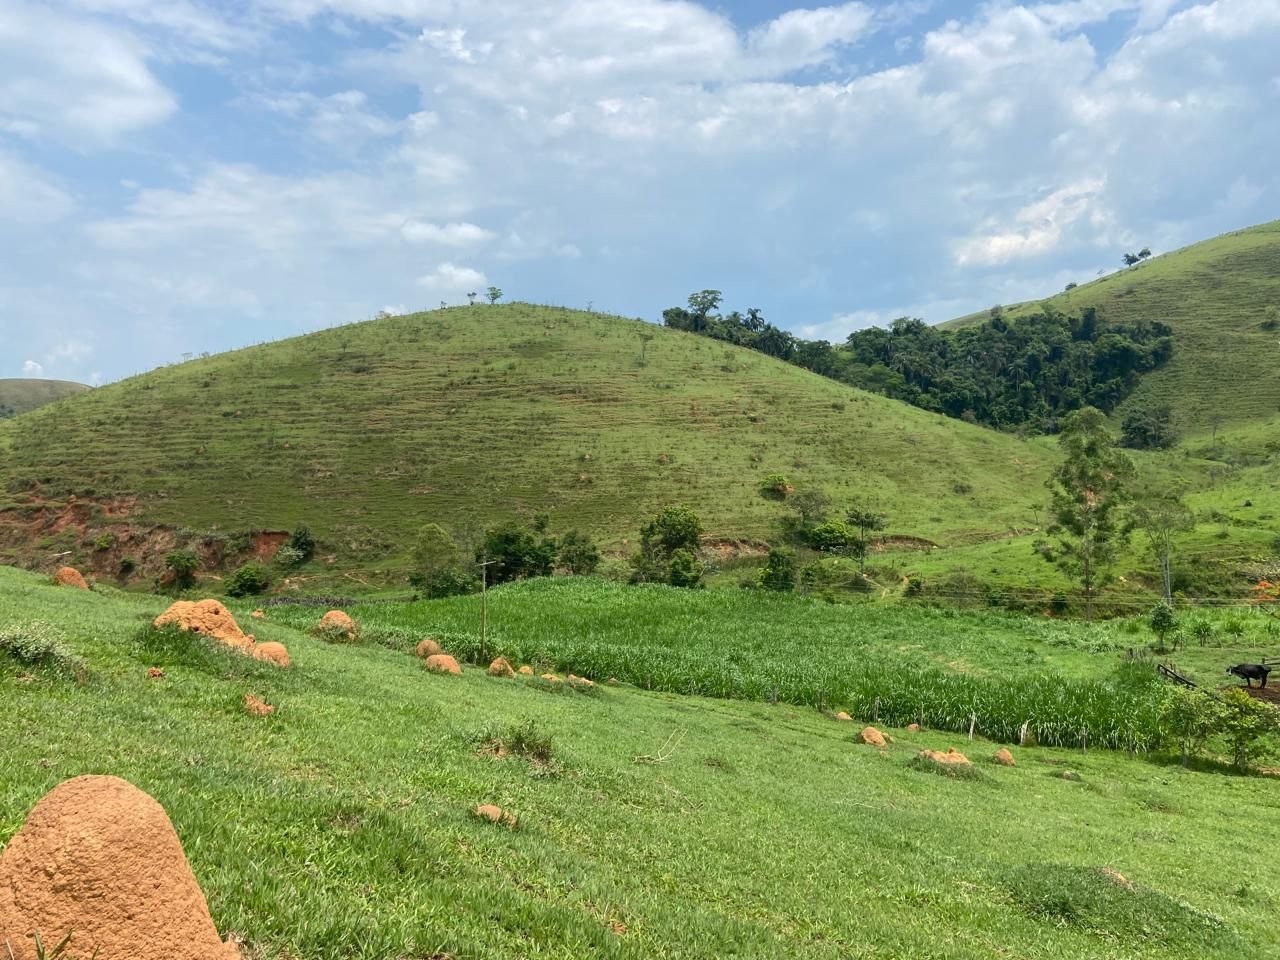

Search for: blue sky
xmin=2 ymin=0 xmax=1278 ymax=384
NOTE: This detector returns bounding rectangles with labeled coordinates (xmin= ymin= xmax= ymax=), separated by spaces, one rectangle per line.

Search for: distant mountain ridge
xmin=0 ymin=379 xmax=90 ymax=419
xmin=941 ymin=219 xmax=1280 ymax=433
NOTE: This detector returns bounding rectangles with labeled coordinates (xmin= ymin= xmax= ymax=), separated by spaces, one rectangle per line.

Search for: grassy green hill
xmin=0 ymin=304 xmax=1055 ymax=580
xmin=3 ymin=566 xmax=1279 ymax=959
xmin=0 ymin=379 xmax=88 ymax=419
xmin=943 ymin=220 xmax=1280 ymax=432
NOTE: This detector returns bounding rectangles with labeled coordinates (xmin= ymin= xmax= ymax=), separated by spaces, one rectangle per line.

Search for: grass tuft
xmin=1005 ymin=864 xmax=1237 ymax=950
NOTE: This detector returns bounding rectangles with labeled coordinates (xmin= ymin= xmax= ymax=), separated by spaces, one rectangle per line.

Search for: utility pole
xmin=478 ymin=559 xmax=497 ymax=658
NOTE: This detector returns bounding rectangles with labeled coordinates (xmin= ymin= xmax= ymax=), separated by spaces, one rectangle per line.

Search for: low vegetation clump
xmin=226 ymin=562 xmax=270 ymax=598
xmin=477 ymin=718 xmax=555 ymax=764
xmin=0 ymin=621 xmax=86 ymax=679
xmin=1005 ymin=864 xmax=1236 ymax=951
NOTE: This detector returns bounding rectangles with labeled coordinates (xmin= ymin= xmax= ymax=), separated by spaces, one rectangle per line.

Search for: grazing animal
xmin=1226 ymin=663 xmax=1271 ymax=688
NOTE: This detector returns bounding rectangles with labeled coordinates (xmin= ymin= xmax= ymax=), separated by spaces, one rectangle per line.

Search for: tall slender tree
xmin=1042 ymin=407 xmax=1135 ymax=618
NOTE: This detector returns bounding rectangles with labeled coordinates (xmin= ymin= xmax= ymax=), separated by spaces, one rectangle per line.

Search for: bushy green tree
xmin=632 ymin=506 xmax=704 ymax=586
xmin=1120 ymin=404 xmax=1176 ymax=450
xmin=667 ymin=548 xmax=704 ymax=588
xmin=808 ymin=518 xmax=854 ymax=554
xmin=410 ymin=523 xmax=476 ymax=598
xmin=226 ymin=562 xmax=270 ymax=598
xmin=557 ymin=530 xmax=600 ymax=575
xmin=1041 ymin=407 xmax=1135 ymax=618
xmin=480 ymin=522 xmax=557 ymax=584
xmin=759 ymin=548 xmax=796 ymax=592
xmin=289 ymin=523 xmax=316 ymax=562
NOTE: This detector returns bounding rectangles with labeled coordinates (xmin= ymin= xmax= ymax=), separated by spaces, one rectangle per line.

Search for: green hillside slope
xmin=0 ymin=305 xmax=1054 ymax=575
xmin=943 ymin=220 xmax=1280 ymax=431
xmin=0 ymin=378 xmax=88 ymax=418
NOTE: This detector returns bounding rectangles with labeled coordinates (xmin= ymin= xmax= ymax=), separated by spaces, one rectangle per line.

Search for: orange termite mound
xmin=992 ymin=748 xmax=1016 ymax=767
xmin=833 ymin=711 xmax=853 ymax=721
xmin=153 ymin=600 xmax=288 ymax=667
xmin=251 ymin=642 xmax=291 ymax=668
xmin=487 ymin=656 xmax=515 ymax=678
xmin=919 ymin=747 xmax=971 ymax=766
xmin=518 ymin=665 xmax=534 ymax=676
xmin=318 ymin=610 xmax=357 ymax=641
xmin=858 ymin=726 xmax=887 ymax=747
xmin=243 ymin=694 xmax=275 ymax=716
xmin=153 ymin=600 xmax=252 ymax=650
xmin=0 ymin=775 xmax=241 ymax=960
xmin=424 ymin=654 xmax=462 ymax=676
xmin=415 ymin=638 xmax=443 ymax=658
xmin=472 ymin=804 xmax=517 ymax=828
xmin=53 ymin=567 xmax=88 ymax=590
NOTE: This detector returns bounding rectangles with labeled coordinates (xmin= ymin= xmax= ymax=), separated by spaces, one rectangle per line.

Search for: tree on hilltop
xmin=487 ymin=286 xmax=503 ymax=305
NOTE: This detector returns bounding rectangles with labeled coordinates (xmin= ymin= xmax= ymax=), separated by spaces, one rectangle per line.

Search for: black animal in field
xmin=1226 ymin=663 xmax=1271 ymax=688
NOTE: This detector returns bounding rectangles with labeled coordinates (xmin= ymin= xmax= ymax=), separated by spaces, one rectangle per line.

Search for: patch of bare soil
xmin=0 ymin=775 xmax=241 ymax=960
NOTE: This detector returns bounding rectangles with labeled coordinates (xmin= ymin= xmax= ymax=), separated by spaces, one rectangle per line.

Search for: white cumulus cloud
xmin=417 ymin=262 xmax=488 ymax=297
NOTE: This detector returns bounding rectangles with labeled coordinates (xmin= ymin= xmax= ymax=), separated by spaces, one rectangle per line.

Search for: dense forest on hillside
xmin=662 ymin=292 xmax=1174 ymax=433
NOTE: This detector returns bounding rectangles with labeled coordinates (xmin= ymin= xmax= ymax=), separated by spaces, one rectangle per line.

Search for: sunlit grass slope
xmin=2 ymin=565 xmax=1279 ymax=959
xmin=944 ymin=220 xmax=1280 ymax=431
xmin=0 ymin=305 xmax=1054 ymax=559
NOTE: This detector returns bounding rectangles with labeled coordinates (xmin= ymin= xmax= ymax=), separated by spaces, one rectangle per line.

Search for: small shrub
xmin=1149 ymin=601 xmax=1178 ymax=652
xmin=118 ymin=557 xmax=137 ymax=577
xmin=760 ymin=473 xmax=793 ymax=499
xmin=475 ymin=719 xmax=561 ymax=773
xmin=1219 ymin=689 xmax=1280 ymax=771
xmin=667 ymin=548 xmax=704 ymax=588
xmin=0 ymin=622 xmax=86 ymax=679
xmin=226 ymin=562 xmax=270 ymax=598
xmin=274 ymin=544 xmax=305 ymax=568
xmin=164 ymin=550 xmax=199 ymax=589
xmin=93 ymin=532 xmax=116 ymax=551
xmin=759 ymin=548 xmax=796 ymax=592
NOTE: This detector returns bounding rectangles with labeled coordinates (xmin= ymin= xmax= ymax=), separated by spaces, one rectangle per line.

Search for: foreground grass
xmin=4 ymin=567 xmax=1280 ymax=958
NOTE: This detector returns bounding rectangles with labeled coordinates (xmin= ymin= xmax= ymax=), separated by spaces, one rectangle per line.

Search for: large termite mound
xmin=53 ymin=567 xmax=88 ymax=590
xmin=154 ymin=600 xmax=252 ymax=650
xmin=0 ymin=775 xmax=241 ymax=960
